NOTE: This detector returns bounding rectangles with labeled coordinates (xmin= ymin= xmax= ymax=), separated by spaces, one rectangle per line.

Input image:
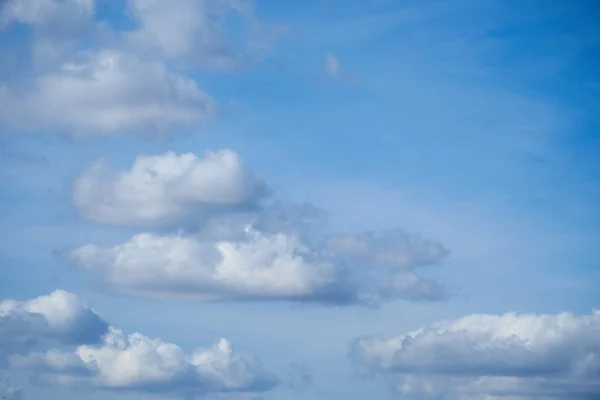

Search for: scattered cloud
xmin=126 ymin=0 xmax=268 ymax=69
xmin=1 ymin=291 xmax=279 ymax=397
xmin=0 ymin=380 xmax=22 ymax=400
xmin=207 ymin=393 xmax=265 ymax=400
xmin=351 ymin=310 xmax=600 ymax=399
xmin=0 ymin=0 xmax=276 ymax=139
xmin=0 ymin=0 xmax=94 ymax=27
xmin=326 ymin=230 xmax=449 ymax=269
xmin=68 ymin=207 xmax=450 ymax=305
xmin=73 ymin=149 xmax=269 ymax=227
xmin=0 ymin=0 xmax=99 ymax=67
xmin=69 ymin=149 xmax=451 ymax=306
xmin=285 ymin=363 xmax=313 ymax=390
xmin=0 ymin=290 xmax=109 ymax=362
xmin=0 ymin=50 xmax=215 ymax=137
xmin=324 ymin=54 xmax=340 ymax=77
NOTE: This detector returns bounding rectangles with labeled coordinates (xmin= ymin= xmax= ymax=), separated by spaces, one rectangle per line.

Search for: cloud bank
xmin=1 ymin=291 xmax=279 ymax=398
xmin=68 ymin=149 xmax=451 ymax=305
xmin=351 ymin=310 xmax=600 ymax=399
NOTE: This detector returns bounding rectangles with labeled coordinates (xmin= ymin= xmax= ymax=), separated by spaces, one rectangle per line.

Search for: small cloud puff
xmin=325 ymin=54 xmax=340 ymax=77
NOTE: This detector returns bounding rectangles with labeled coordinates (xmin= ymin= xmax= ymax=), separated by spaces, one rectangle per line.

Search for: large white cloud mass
xmin=68 ymin=212 xmax=449 ymax=305
xmin=0 ymin=49 xmax=215 ymax=137
xmin=0 ymin=290 xmax=109 ymax=361
xmin=69 ymin=228 xmax=356 ymax=303
xmin=1 ymin=291 xmax=279 ymax=397
xmin=68 ymin=147 xmax=450 ymax=305
xmin=73 ymin=150 xmax=269 ymax=226
xmin=351 ymin=310 xmax=600 ymax=399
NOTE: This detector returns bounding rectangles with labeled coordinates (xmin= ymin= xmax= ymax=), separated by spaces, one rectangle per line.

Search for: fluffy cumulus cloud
xmin=0 ymin=49 xmax=215 ymax=137
xmin=68 ymin=207 xmax=450 ymax=304
xmin=0 ymin=290 xmax=109 ymax=361
xmin=69 ymin=227 xmax=356 ymax=303
xmin=351 ymin=310 xmax=600 ymax=399
xmin=1 ymin=292 xmax=279 ymax=398
xmin=11 ymin=329 xmax=278 ymax=396
xmin=73 ymin=149 xmax=269 ymax=226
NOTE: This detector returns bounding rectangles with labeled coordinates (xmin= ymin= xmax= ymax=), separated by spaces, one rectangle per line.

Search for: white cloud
xmin=0 ymin=0 xmax=94 ymax=27
xmin=0 ymin=291 xmax=278 ymax=397
xmin=68 ymin=216 xmax=449 ymax=304
xmin=0 ymin=49 xmax=215 ymax=137
xmin=0 ymin=290 xmax=108 ymax=360
xmin=12 ymin=328 xmax=278 ymax=396
xmin=326 ymin=230 xmax=448 ymax=269
xmin=351 ymin=310 xmax=600 ymax=399
xmin=69 ymin=228 xmax=353 ymax=303
xmin=0 ymin=0 xmax=98 ymax=66
xmin=324 ymin=54 xmax=340 ymax=77
xmin=73 ymin=149 xmax=269 ymax=227
xmin=0 ymin=1 xmax=275 ymax=138
xmin=126 ymin=0 xmax=266 ymax=69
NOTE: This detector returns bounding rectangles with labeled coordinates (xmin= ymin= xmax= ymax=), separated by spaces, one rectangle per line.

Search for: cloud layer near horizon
xmin=1 ymin=291 xmax=279 ymax=397
xmin=351 ymin=310 xmax=600 ymax=399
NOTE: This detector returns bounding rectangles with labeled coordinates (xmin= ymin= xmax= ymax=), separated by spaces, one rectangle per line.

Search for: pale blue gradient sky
xmin=0 ymin=1 xmax=598 ymax=399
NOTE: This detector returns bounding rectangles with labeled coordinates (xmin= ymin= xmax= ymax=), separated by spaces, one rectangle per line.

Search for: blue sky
xmin=0 ymin=1 xmax=599 ymax=400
